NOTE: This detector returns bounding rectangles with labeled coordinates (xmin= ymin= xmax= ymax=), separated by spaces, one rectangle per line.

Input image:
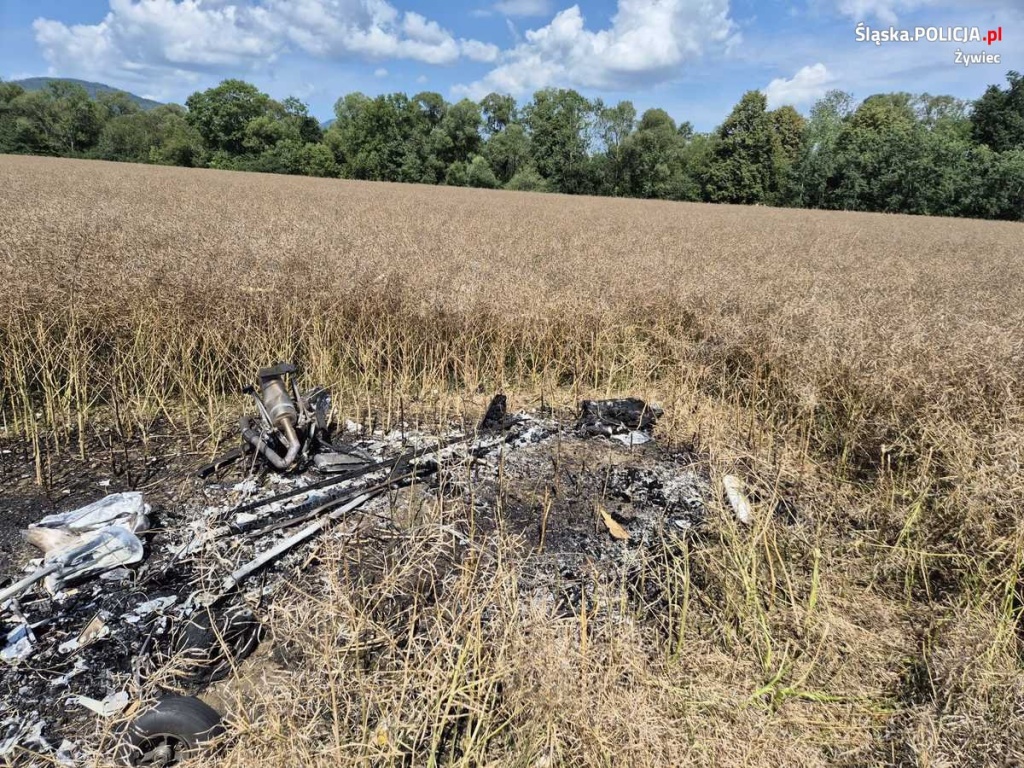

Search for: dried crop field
xmin=1 ymin=154 xmax=1023 ymax=766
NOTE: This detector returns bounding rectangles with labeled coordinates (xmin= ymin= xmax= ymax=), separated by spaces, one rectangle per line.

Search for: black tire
xmin=118 ymin=696 xmax=224 ymax=766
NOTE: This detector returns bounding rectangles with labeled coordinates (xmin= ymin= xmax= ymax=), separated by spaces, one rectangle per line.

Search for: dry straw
xmin=1 ymin=156 xmax=1022 ymax=766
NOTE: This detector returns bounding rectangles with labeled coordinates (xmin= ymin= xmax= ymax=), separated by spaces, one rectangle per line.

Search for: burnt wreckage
xmin=1 ymin=363 xmax=690 ymax=766
xmin=198 ymin=363 xmax=372 ymax=477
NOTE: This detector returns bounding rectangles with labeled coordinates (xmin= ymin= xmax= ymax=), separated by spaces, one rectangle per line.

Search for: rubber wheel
xmin=118 ymin=696 xmax=224 ymax=766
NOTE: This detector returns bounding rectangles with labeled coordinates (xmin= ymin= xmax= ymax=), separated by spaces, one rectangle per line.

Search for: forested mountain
xmin=11 ymin=78 xmax=162 ymax=110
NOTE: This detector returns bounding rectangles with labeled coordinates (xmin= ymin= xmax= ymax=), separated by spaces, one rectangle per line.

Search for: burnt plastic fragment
xmin=479 ymin=394 xmax=511 ymax=431
xmin=577 ymin=398 xmax=662 ymax=437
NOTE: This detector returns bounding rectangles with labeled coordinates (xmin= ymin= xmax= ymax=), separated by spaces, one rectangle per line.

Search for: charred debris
xmin=1 ymin=362 xmax=728 ymax=766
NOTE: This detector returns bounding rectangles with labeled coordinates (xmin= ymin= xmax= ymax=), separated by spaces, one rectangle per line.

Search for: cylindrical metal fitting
xmin=260 ymin=377 xmax=298 ymax=428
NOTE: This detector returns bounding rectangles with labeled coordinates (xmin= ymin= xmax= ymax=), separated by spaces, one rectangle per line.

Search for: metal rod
xmin=222 ymin=492 xmax=376 ymax=591
xmin=0 ymin=563 xmax=60 ymax=604
xmin=218 ymin=434 xmax=469 ymax=521
xmin=196 ymin=444 xmax=251 ymax=479
xmin=242 ymin=467 xmax=430 ymax=538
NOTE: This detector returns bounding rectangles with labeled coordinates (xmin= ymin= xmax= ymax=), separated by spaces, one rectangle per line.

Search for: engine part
xmin=238 ymin=364 xmax=303 ymax=471
xmin=204 ymin=362 xmax=369 ymax=476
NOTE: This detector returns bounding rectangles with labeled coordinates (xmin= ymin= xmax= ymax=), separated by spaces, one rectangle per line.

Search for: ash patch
xmin=605 ymin=465 xmax=707 ymax=521
xmin=432 ymin=418 xmax=710 ymax=615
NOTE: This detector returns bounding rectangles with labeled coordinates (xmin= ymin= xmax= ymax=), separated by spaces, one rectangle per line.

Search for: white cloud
xmin=835 ymin=0 xmax=940 ymax=24
xmin=267 ymin=0 xmax=463 ymax=64
xmin=493 ymin=0 xmax=553 ymax=17
xmin=374 ymin=67 xmax=388 ymax=77
xmin=763 ymin=63 xmax=833 ymax=107
xmin=402 ymin=11 xmax=451 ymax=45
xmin=460 ymin=38 xmax=501 ymax=62
xmin=505 ymin=17 xmax=522 ymax=43
xmin=471 ymin=0 xmax=552 ymax=19
xmin=454 ymin=0 xmax=738 ymax=98
xmin=33 ymin=0 xmax=278 ymax=85
xmin=33 ymin=0 xmax=497 ymax=87
xmin=416 ymin=74 xmax=428 ymax=83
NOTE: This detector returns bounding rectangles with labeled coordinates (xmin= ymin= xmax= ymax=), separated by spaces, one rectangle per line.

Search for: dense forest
xmin=1 ymin=73 xmax=1022 ymax=220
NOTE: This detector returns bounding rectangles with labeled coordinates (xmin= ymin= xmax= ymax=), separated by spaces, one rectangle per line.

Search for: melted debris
xmin=1 ymin=400 xmax=711 ymax=765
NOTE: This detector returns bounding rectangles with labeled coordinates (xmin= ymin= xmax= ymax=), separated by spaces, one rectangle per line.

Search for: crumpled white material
xmin=31 ymin=492 xmax=150 ymax=534
xmin=14 ymin=493 xmax=151 ymax=597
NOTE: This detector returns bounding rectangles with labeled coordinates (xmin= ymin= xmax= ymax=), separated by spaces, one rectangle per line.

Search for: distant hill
xmin=11 ymin=78 xmax=163 ymax=110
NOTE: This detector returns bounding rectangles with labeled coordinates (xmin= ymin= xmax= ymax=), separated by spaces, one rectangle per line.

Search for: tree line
xmin=1 ymin=73 xmax=1021 ymax=221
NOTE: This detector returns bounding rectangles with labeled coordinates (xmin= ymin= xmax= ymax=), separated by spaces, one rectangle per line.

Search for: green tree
xmin=828 ymin=93 xmax=928 ymax=213
xmin=915 ymin=94 xmax=974 ymax=216
xmin=444 ymin=160 xmax=468 ymax=186
xmin=324 ymin=92 xmax=371 ymax=172
xmin=675 ymin=132 xmax=715 ymax=202
xmin=279 ymin=96 xmax=323 ymax=144
xmin=467 ymin=155 xmax=499 ymax=188
xmin=702 ymin=91 xmax=778 ymax=204
xmin=298 ymin=142 xmax=339 ymax=177
xmin=0 ymin=81 xmax=27 ymax=153
xmin=957 ymin=146 xmax=1024 ymax=220
xmin=592 ymin=99 xmax=636 ymax=194
xmin=484 ymin=123 xmax=531 ymax=184
xmin=439 ymin=98 xmax=483 ymax=164
xmin=148 ymin=105 xmax=206 ymax=167
xmin=505 ymin=165 xmax=549 ymax=192
xmin=96 ymin=90 xmax=140 ymax=120
xmin=414 ymin=91 xmax=447 ymax=128
xmin=0 ymin=81 xmax=103 ymax=155
xmin=96 ymin=112 xmax=155 ymax=162
xmin=409 ymin=97 xmax=484 ymax=184
xmin=620 ymin=108 xmax=680 ymax=198
xmin=0 ymin=81 xmax=24 ymax=102
xmin=480 ymin=93 xmax=517 ymax=134
xmin=242 ymin=114 xmax=292 ymax=155
xmin=702 ymin=92 xmax=806 ymax=205
xmin=185 ymin=79 xmax=272 ymax=155
xmin=787 ymin=90 xmax=854 ymax=208
xmin=914 ymin=93 xmax=969 ymax=133
xmin=325 ymin=93 xmax=420 ymax=181
xmin=524 ymin=88 xmax=593 ymax=194
xmin=45 ymin=81 xmax=103 ymax=155
xmin=768 ymin=105 xmax=806 ymax=204
xmin=183 ymin=89 xmax=322 ymax=175
xmin=971 ymin=71 xmax=1024 ymax=152
xmin=7 ymin=90 xmax=55 ymax=153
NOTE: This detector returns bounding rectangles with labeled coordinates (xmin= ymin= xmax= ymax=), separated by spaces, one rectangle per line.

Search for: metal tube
xmin=216 ymin=433 xmax=471 ymax=522
xmin=239 ymin=415 xmax=301 ymax=471
xmin=222 ymin=492 xmax=374 ymax=591
xmin=0 ymin=564 xmax=60 ymax=604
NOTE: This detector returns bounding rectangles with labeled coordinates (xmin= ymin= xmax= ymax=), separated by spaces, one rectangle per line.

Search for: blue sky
xmin=1 ymin=0 xmax=1020 ymax=130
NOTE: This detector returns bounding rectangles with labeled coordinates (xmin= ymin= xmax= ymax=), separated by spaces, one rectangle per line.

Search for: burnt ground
xmin=438 ymin=431 xmax=708 ymax=594
xmin=1 ymin=409 xmax=714 ymax=765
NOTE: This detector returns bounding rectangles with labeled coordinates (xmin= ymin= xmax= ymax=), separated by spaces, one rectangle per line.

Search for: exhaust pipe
xmin=239 ymin=416 xmax=301 ymax=470
xmin=239 ymin=365 xmax=303 ymax=470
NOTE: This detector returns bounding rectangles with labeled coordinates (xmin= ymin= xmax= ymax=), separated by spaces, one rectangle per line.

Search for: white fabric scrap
xmin=1 ymin=624 xmax=35 ymax=663
xmin=73 ymin=691 xmax=130 ymax=717
xmin=611 ymin=430 xmax=652 ymax=447
xmin=31 ymin=492 xmax=150 ymax=534
xmin=723 ymin=475 xmax=753 ymax=525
